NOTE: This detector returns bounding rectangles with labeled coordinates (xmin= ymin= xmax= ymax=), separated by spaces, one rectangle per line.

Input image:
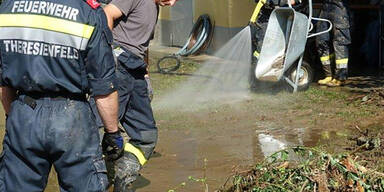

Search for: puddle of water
xmin=258 ymin=133 xmax=287 ymax=157
xmin=130 ymin=122 xmax=331 ymax=191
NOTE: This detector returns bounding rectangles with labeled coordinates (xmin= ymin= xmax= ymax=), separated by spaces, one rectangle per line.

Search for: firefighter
xmin=316 ymin=0 xmax=351 ymax=86
xmin=0 ymin=0 xmax=122 ymax=191
xmin=249 ymin=0 xmax=301 ymax=90
xmin=101 ymin=0 xmax=177 ymax=191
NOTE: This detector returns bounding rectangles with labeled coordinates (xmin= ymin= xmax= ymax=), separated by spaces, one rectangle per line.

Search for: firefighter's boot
xmin=326 ymin=79 xmax=343 ymax=87
xmin=113 ymin=152 xmax=141 ymax=192
xmin=318 ymin=77 xmax=333 ymax=85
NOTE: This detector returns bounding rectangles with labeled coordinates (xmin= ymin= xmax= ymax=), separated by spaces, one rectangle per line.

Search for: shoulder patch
xmin=86 ymin=0 xmax=101 ymax=9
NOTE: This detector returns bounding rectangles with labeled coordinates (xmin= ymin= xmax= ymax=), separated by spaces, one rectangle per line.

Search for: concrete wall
xmin=153 ymin=0 xmax=256 ymax=54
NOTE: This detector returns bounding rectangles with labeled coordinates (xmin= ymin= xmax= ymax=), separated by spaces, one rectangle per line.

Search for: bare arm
xmin=94 ymin=91 xmax=119 ymax=133
xmin=103 ymin=0 xmax=179 ymax=30
xmin=1 ymin=87 xmax=16 ymax=115
xmin=159 ymin=0 xmax=178 ymax=6
xmin=103 ymin=4 xmax=123 ymax=30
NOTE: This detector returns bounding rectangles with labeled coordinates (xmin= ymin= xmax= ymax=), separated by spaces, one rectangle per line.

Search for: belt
xmin=19 ymin=92 xmax=86 ymax=110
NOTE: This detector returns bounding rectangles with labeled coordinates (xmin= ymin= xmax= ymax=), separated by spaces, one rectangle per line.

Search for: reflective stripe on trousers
xmin=124 ymin=143 xmax=147 ymax=166
xmin=336 ymin=58 xmax=348 ymax=69
xmin=320 ymin=53 xmax=335 ymax=63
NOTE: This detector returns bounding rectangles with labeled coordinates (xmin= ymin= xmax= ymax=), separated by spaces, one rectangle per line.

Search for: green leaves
xmin=280 ymin=150 xmax=289 ymax=161
xmin=220 ymin=147 xmax=384 ymax=192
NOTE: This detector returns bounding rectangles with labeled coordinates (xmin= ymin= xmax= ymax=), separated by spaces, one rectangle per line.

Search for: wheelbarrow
xmin=255 ymin=0 xmax=332 ymax=92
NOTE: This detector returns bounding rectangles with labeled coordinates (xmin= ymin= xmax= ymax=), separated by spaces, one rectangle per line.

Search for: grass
xmin=149 ymin=56 xmax=202 ymax=97
xmin=303 ymin=87 xmax=348 ymax=103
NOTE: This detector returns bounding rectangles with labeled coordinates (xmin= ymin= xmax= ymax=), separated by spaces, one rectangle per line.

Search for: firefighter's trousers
xmin=316 ymin=1 xmax=351 ymax=80
xmin=0 ymin=95 xmax=108 ymax=192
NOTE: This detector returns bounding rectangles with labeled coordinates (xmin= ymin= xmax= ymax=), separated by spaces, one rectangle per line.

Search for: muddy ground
xmin=0 ymin=48 xmax=383 ymax=191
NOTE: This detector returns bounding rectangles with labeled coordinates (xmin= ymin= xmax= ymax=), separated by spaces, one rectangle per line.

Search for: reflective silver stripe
xmin=336 ymin=63 xmax=347 ymax=69
xmin=321 ymin=60 xmax=331 ymax=65
xmin=0 ymin=27 xmax=88 ymax=50
xmin=336 ymin=58 xmax=348 ymax=69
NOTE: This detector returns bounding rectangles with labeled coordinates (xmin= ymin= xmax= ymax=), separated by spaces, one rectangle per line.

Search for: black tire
xmin=156 ymin=55 xmax=181 ymax=73
xmin=286 ymin=60 xmax=314 ymax=92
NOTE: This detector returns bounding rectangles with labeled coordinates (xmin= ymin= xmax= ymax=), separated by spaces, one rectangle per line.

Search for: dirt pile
xmin=347 ymin=88 xmax=384 ymax=106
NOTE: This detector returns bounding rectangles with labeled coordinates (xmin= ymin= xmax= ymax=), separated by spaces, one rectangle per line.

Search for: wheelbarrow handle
xmin=307 ymin=17 xmax=333 ymax=38
xmin=309 ymin=22 xmax=314 ymax=32
xmin=290 ymin=0 xmax=332 ymax=39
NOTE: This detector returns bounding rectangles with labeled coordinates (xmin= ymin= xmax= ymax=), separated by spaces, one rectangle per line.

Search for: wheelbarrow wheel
xmin=286 ymin=60 xmax=313 ymax=92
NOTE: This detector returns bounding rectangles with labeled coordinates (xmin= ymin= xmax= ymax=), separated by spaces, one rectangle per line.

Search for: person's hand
xmin=145 ymin=75 xmax=153 ymax=101
xmin=102 ymin=130 xmax=124 ymax=161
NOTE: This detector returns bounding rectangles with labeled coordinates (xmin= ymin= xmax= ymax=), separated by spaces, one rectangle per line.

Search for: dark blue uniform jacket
xmin=0 ymin=0 xmax=117 ymax=96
